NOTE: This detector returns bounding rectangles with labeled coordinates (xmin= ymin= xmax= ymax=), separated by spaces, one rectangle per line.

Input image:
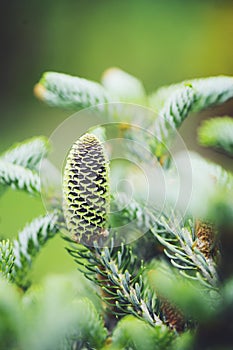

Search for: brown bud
xmin=195 ymin=220 xmax=218 ymax=259
xmin=160 ymin=297 xmax=185 ymax=333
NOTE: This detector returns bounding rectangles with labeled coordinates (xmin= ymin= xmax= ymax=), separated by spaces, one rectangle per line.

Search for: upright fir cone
xmin=195 ymin=220 xmax=218 ymax=260
xmin=63 ymin=133 xmax=110 ymax=246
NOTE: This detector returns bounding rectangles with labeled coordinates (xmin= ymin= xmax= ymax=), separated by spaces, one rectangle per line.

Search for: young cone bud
xmin=195 ymin=220 xmax=217 ymax=259
xmin=160 ymin=298 xmax=185 ymax=333
xmin=63 ymin=134 xmax=110 ymax=246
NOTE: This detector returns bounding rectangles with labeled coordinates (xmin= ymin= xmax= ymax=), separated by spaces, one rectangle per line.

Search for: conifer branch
xmin=112 ymin=194 xmax=219 ymax=289
xmin=13 ymin=210 xmax=60 ymax=288
xmin=149 ymin=76 xmax=233 ymax=113
xmin=160 ymin=152 xmax=233 ymax=220
xmin=151 ymin=214 xmax=218 ymax=289
xmin=154 ymin=85 xmax=196 ymax=140
xmin=34 ymin=71 xmax=113 ymax=111
xmin=199 ymin=157 xmax=233 ymax=190
xmin=69 ymin=298 xmax=108 ymax=349
xmin=0 ymin=240 xmax=15 ymax=282
xmin=149 ymin=76 xmax=233 ymax=159
xmin=67 ymin=239 xmax=163 ymax=327
xmin=0 ymin=160 xmax=41 ymax=195
xmin=149 ymin=84 xmax=178 ymax=113
xmin=198 ymin=116 xmax=233 ymax=156
xmin=111 ymin=193 xmax=157 ymax=232
xmin=62 ymin=134 xmax=163 ymax=327
xmin=148 ymin=260 xmax=218 ymax=324
xmin=113 ymin=194 xmax=219 ymax=287
xmin=101 ymin=67 xmax=147 ymax=104
xmin=62 ymin=133 xmax=164 ymax=327
xmin=1 ymin=136 xmax=50 ymax=170
xmin=191 ymin=76 xmax=233 ymax=112
xmin=151 ymin=85 xmax=196 ymax=158
xmin=2 ymin=67 xmax=233 ymax=348
xmin=184 ymin=153 xmax=233 ymax=201
xmin=109 ymin=315 xmax=173 ymax=350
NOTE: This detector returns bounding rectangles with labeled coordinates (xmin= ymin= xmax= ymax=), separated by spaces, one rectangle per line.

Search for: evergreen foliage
xmin=149 ymin=76 xmax=233 ymax=113
xmin=71 ymin=297 xmax=108 ymax=349
xmin=109 ymin=315 xmax=173 ymax=350
xmin=1 ymin=136 xmax=50 ymax=170
xmin=13 ymin=211 xmax=60 ymax=289
xmin=0 ymin=160 xmax=40 ymax=195
xmin=198 ymin=116 xmax=233 ymax=156
xmin=0 ymin=68 xmax=233 ymax=349
xmin=0 ymin=240 xmax=15 ymax=282
xmin=67 ymin=238 xmax=163 ymax=326
xmin=34 ymin=72 xmax=113 ymax=111
xmin=101 ymin=67 xmax=146 ymax=104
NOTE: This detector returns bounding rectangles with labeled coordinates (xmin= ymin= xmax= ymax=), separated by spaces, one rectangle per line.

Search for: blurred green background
xmin=0 ymin=0 xmax=233 ymax=281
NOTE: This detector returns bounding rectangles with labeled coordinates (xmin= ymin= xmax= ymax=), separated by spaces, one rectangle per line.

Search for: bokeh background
xmin=0 ymin=0 xmax=233 ymax=281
